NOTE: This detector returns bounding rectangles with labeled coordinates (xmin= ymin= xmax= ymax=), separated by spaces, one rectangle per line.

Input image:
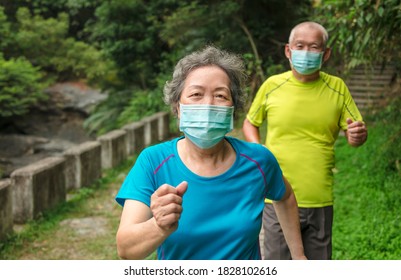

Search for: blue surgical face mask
xmin=290 ymin=49 xmax=324 ymax=75
xmin=179 ymin=103 xmax=234 ymax=149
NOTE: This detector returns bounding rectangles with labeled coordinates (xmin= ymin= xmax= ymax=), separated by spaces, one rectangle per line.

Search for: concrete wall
xmin=142 ymin=114 xmax=160 ymax=147
xmin=11 ymin=157 xmax=66 ymax=224
xmin=0 ymin=179 xmax=13 ymax=240
xmin=63 ymin=141 xmax=102 ymax=190
xmin=122 ymin=121 xmax=145 ymax=156
xmin=98 ymin=129 xmax=127 ymax=170
xmin=0 ymin=112 xmax=170 ymax=241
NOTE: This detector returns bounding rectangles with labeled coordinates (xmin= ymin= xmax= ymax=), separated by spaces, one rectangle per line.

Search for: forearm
xmin=242 ymin=118 xmax=261 ymax=143
xmin=116 ymin=183 xmax=187 ymax=260
xmin=116 ymin=217 xmax=168 ymax=260
xmin=273 ymin=192 xmax=306 ymax=259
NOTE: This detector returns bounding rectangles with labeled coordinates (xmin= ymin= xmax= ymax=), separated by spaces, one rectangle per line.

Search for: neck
xmin=182 ymin=137 xmax=228 ymax=160
xmin=292 ymin=69 xmax=320 ymax=83
xmin=178 ymin=137 xmax=235 ymax=176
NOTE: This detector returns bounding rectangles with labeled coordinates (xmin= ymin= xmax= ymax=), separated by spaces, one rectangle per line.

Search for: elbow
xmin=242 ymin=118 xmax=260 ymax=143
xmin=116 ymin=231 xmax=129 ymax=259
xmin=116 ymin=229 xmax=152 ymax=260
xmin=117 ymin=248 xmax=129 ymax=260
xmin=116 ymin=230 xmax=141 ymax=260
xmin=116 ymin=238 xmax=130 ymax=260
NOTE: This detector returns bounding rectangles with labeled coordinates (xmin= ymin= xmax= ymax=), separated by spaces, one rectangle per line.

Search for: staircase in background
xmin=346 ymin=64 xmax=398 ymax=114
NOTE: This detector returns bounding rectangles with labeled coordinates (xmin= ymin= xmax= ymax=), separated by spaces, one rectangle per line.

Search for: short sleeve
xmin=115 ymin=150 xmax=156 ymax=207
xmin=258 ymin=146 xmax=286 ymax=201
xmin=339 ymin=82 xmax=364 ymax=130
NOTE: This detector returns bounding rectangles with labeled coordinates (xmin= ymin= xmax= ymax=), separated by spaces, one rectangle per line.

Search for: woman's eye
xmin=215 ymin=93 xmax=230 ymax=100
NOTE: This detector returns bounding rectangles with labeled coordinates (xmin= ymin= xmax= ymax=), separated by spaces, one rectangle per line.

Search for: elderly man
xmin=243 ymin=21 xmax=368 ymax=260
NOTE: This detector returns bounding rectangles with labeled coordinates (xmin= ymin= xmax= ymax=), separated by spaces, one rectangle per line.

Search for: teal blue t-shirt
xmin=115 ymin=136 xmax=285 ymax=260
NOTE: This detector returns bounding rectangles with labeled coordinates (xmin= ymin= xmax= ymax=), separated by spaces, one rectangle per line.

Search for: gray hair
xmin=289 ymin=21 xmax=329 ymax=47
xmin=163 ymin=45 xmax=248 ymax=117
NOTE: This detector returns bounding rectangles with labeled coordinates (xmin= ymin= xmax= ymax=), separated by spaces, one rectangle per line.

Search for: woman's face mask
xmin=179 ymin=103 xmax=234 ymax=149
xmin=290 ymin=49 xmax=324 ymax=75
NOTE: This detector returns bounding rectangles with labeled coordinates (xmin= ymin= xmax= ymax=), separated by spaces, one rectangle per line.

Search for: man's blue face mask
xmin=290 ymin=49 xmax=324 ymax=75
xmin=179 ymin=103 xmax=234 ymax=149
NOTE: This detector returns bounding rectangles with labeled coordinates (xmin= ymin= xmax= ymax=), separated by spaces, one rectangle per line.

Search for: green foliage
xmin=84 ymin=84 xmax=169 ymax=136
xmin=84 ymin=0 xmax=312 ymax=135
xmin=160 ymin=1 xmax=243 ymax=51
xmin=0 ymin=6 xmax=11 ymax=50
xmin=0 ymin=0 xmax=102 ymax=40
xmin=10 ymin=7 xmax=111 ymax=83
xmin=332 ymin=95 xmax=401 ymax=259
xmin=90 ymin=0 xmax=171 ymax=88
xmin=0 ymin=56 xmax=47 ymax=117
xmin=117 ymin=89 xmax=168 ymax=128
xmin=83 ymin=88 xmax=133 ymax=136
xmin=367 ymin=95 xmax=401 ymax=176
xmin=312 ymin=0 xmax=401 ymax=70
xmin=159 ymin=0 xmax=311 ymax=88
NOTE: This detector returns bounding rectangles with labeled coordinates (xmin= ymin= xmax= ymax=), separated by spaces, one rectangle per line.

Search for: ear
xmin=323 ymin=47 xmax=331 ymax=63
xmin=284 ymin=44 xmax=291 ymax=59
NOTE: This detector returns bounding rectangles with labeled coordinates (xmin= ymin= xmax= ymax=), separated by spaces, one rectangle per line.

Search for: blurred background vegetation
xmin=1 ymin=0 xmax=400 ymax=133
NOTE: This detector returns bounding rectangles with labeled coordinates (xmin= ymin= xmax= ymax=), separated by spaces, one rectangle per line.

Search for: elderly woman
xmin=115 ymin=46 xmax=306 ymax=260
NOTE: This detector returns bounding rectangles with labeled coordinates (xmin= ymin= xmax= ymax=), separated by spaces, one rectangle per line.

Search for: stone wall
xmin=0 ymin=111 xmax=170 ymax=241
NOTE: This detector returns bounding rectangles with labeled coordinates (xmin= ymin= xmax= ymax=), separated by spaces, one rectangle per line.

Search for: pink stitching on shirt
xmin=153 ymin=154 xmax=175 ymax=174
xmin=240 ymin=153 xmax=267 ymax=187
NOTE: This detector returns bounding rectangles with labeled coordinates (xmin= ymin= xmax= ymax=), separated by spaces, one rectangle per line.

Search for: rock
xmin=0 ymin=134 xmax=49 ymax=157
xmin=0 ymin=82 xmax=107 ymax=179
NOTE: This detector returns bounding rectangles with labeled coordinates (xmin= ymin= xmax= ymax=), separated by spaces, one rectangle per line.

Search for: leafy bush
xmin=83 ymin=86 xmax=169 ymax=136
xmin=0 ymin=56 xmax=47 ymax=117
xmin=8 ymin=7 xmax=112 ymax=84
xmin=312 ymin=0 xmax=401 ymax=70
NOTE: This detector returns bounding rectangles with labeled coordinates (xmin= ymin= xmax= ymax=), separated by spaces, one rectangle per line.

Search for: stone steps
xmin=346 ymin=64 xmax=398 ymax=112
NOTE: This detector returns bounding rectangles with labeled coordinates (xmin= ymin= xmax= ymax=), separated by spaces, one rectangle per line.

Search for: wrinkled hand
xmin=346 ymin=118 xmax=368 ymax=147
xmin=150 ymin=181 xmax=188 ymax=236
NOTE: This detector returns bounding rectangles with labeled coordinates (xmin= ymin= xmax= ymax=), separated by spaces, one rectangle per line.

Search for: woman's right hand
xmin=150 ymin=181 xmax=188 ymax=236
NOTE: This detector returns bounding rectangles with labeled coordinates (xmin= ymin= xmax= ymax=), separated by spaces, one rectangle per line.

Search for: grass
xmin=331 ymin=104 xmax=401 ymax=259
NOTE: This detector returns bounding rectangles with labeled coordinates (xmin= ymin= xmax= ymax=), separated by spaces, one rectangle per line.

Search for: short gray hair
xmin=289 ymin=21 xmax=329 ymax=47
xmin=163 ymin=45 xmax=248 ymax=117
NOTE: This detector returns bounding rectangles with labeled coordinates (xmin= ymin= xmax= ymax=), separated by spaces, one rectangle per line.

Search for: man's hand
xmin=346 ymin=118 xmax=368 ymax=147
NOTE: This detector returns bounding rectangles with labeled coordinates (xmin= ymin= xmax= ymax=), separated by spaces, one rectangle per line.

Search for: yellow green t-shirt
xmin=246 ymin=71 xmax=363 ymax=207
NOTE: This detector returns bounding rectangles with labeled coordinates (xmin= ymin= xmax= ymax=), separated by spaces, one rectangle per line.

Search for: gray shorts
xmin=263 ymin=203 xmax=333 ymax=260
